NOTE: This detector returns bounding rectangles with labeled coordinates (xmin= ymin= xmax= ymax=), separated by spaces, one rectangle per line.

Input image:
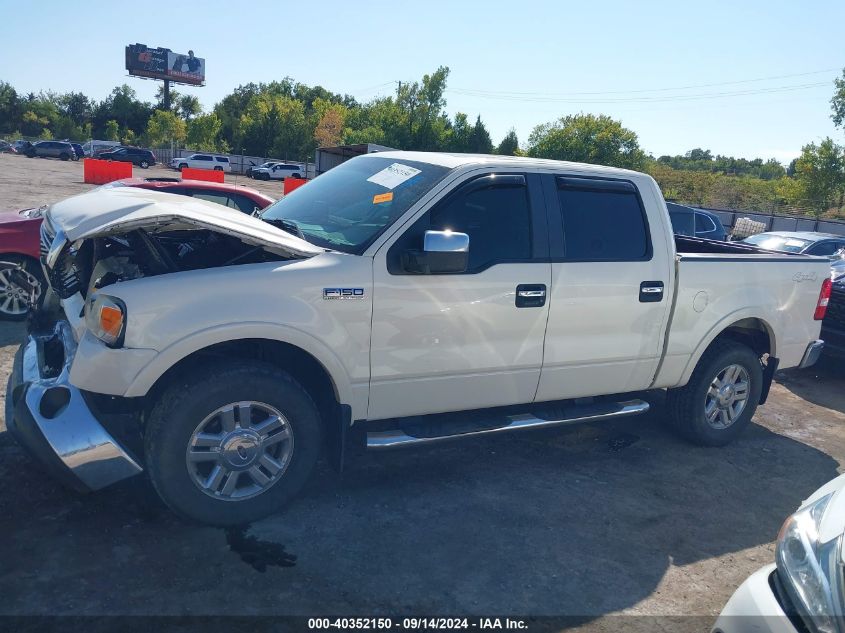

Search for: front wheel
xmin=178 ymin=163 xmax=188 ymax=170
xmin=139 ymin=160 xmax=149 ymax=168
xmin=213 ymin=166 xmax=223 ymax=171
xmin=666 ymin=340 xmax=763 ymax=446
xmin=145 ymin=361 xmax=323 ymax=525
xmin=0 ymin=258 xmax=45 ymax=321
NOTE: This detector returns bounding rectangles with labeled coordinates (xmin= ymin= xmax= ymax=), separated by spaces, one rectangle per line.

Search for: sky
xmin=1 ymin=0 xmax=843 ymax=164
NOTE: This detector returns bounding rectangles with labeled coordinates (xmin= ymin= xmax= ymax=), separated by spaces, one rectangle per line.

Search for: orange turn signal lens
xmin=99 ymin=305 xmax=124 ymax=337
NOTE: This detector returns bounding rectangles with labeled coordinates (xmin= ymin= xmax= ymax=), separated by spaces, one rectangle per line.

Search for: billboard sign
xmin=125 ymin=44 xmax=205 ymax=86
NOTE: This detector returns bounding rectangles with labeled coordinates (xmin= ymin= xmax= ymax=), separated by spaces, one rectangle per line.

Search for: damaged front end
xmin=8 ymin=188 xmax=321 ymax=492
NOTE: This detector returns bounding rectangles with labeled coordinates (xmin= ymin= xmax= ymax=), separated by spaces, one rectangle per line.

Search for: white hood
xmin=46 ymin=187 xmax=322 ymax=258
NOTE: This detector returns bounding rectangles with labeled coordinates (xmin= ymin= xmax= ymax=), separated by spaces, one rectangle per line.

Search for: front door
xmin=368 ymin=172 xmax=551 ymax=421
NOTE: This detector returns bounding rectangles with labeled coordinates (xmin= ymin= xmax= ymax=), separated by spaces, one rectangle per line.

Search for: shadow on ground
xmin=776 ymin=357 xmax=845 ymax=415
xmin=0 ymin=385 xmax=839 ymax=617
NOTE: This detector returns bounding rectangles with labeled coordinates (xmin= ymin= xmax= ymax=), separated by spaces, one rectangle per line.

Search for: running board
xmin=366 ymin=399 xmax=649 ymax=450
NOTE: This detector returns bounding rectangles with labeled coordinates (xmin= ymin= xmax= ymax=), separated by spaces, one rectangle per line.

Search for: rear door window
xmin=555 ymin=177 xmax=650 ymax=261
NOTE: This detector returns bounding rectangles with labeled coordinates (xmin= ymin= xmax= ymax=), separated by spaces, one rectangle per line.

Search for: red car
xmin=0 ymin=178 xmax=276 ymax=320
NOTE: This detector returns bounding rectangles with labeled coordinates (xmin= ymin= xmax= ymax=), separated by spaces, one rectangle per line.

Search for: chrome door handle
xmin=516 ymin=284 xmax=547 ymax=307
xmin=639 ymin=281 xmax=665 ymax=303
xmin=641 ymin=287 xmax=663 ymax=294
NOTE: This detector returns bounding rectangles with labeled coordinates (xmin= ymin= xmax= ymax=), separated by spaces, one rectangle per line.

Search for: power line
xmin=448 ymin=67 xmax=841 ymax=98
xmin=446 ymin=81 xmax=831 ymax=104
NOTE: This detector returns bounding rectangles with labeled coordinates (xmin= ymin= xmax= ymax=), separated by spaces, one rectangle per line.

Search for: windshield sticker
xmin=373 ymin=192 xmax=394 ymax=204
xmin=366 ymin=163 xmax=421 ymax=189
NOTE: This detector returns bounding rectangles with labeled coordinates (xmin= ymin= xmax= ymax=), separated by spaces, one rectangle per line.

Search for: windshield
xmin=260 ymin=156 xmax=451 ymax=254
xmin=742 ymin=234 xmax=812 ymax=253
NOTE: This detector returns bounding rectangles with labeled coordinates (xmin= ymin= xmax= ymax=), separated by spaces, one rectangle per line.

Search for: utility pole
xmin=396 ymin=80 xmax=401 ymax=100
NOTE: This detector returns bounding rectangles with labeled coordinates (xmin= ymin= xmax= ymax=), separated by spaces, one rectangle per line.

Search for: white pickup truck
xmin=7 ymin=152 xmax=831 ymax=525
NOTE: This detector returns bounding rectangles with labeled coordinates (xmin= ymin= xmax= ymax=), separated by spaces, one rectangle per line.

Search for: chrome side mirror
xmin=403 ymin=230 xmax=470 ymax=274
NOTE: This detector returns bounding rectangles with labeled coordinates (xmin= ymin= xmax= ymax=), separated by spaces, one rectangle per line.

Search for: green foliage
xmin=791 ymin=138 xmax=845 ymax=215
xmin=832 ymin=68 xmax=845 ymax=129
xmin=103 ymin=119 xmax=120 ymax=141
xmin=144 ymin=110 xmax=187 ymax=147
xmin=527 ymin=113 xmax=646 ymax=169
xmin=497 ymin=129 xmax=519 ymax=155
xmin=187 ymin=113 xmax=225 ymax=152
xmin=655 ymin=148 xmax=785 ymax=180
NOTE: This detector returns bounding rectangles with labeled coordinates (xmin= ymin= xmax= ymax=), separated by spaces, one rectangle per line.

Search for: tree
xmin=187 ymin=113 xmax=224 ymax=151
xmin=792 ymin=138 xmax=845 ymax=215
xmin=238 ymin=94 xmax=308 ymax=158
xmin=497 ymin=129 xmax=519 ymax=155
xmin=178 ymin=94 xmax=201 ymax=121
xmin=0 ymin=82 xmax=22 ymax=134
xmin=831 ymin=67 xmax=845 ymax=129
xmin=144 ymin=110 xmax=187 ymax=147
xmin=468 ymin=115 xmax=493 ymax=153
xmin=314 ymin=105 xmax=345 ymax=148
xmin=527 ymin=113 xmax=646 ymax=169
xmin=104 ymin=119 xmax=120 ymax=141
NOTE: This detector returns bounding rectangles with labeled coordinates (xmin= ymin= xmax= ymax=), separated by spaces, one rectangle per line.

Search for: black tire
xmin=145 ymin=361 xmax=323 ymax=526
xmin=140 ymin=160 xmax=149 ymax=169
xmin=292 ymin=173 xmax=301 ymax=179
xmin=0 ymin=257 xmax=46 ymax=321
xmin=666 ymin=339 xmax=763 ymax=446
xmin=214 ymin=166 xmax=223 ymax=171
xmin=178 ymin=163 xmax=188 ymax=170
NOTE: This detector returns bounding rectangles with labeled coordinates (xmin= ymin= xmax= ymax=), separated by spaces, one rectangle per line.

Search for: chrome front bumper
xmin=798 ymin=339 xmax=824 ymax=370
xmin=5 ymin=320 xmax=142 ymax=492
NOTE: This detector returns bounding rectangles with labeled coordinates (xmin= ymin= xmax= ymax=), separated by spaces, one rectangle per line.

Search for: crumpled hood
xmin=45 ymin=187 xmax=322 ymax=258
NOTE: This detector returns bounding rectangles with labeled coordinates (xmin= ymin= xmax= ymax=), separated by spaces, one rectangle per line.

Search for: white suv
xmin=171 ymin=154 xmax=231 ymax=172
xmin=252 ymin=163 xmax=304 ymax=180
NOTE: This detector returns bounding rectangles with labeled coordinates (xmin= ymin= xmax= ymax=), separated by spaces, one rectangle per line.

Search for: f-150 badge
xmin=323 ymin=288 xmax=365 ymax=300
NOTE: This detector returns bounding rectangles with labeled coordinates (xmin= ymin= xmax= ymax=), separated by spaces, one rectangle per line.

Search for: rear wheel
xmin=0 ymin=258 xmax=45 ymax=321
xmin=214 ymin=166 xmax=223 ymax=171
xmin=139 ymin=160 xmax=150 ymax=169
xmin=145 ymin=361 xmax=323 ymax=526
xmin=666 ymin=340 xmax=763 ymax=446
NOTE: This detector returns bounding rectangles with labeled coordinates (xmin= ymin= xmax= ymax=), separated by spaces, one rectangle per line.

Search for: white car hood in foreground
xmin=46 ymin=187 xmax=322 ymax=258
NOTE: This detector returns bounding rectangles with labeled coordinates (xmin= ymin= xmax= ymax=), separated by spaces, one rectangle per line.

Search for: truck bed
xmin=675 ymin=234 xmax=810 ymax=259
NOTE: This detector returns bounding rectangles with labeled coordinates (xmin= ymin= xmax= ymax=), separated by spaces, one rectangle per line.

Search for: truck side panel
xmin=653 ymin=255 xmax=827 ymax=388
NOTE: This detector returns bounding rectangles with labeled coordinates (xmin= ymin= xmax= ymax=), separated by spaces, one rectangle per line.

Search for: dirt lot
xmin=0 ymin=152 xmax=285 ymax=213
xmin=0 ymin=155 xmax=844 ymax=628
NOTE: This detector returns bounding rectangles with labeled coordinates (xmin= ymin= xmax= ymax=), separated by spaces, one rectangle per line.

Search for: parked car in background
xmin=170 ymin=153 xmax=232 ymax=172
xmin=0 ymin=140 xmax=15 ymax=154
xmin=12 ymin=140 xmax=32 ymax=154
xmin=24 ymin=140 xmax=77 ymax=161
xmin=70 ymin=143 xmax=84 ymax=160
xmin=246 ymin=161 xmax=281 ymax=178
xmin=98 ymin=146 xmax=157 ymax=168
xmin=666 ymin=202 xmax=727 ymax=240
xmin=104 ymin=177 xmax=274 ymax=214
xmin=252 ymin=162 xmax=304 ymax=180
xmin=82 ymin=140 xmax=122 ymax=157
xmin=741 ymin=231 xmax=845 ymax=258
xmin=0 ymin=179 xmax=274 ymax=320
xmin=714 ymin=473 xmax=845 ymax=633
xmin=820 ymin=274 xmax=845 ymax=360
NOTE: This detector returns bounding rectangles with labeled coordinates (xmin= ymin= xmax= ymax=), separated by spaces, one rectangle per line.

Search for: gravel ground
xmin=0 ymin=155 xmax=843 ymax=629
xmin=0 ymin=152 xmax=285 ymax=213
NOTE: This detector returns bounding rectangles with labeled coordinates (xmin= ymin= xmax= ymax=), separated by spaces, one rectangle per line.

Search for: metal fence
xmin=702 ymin=206 xmax=845 ymax=238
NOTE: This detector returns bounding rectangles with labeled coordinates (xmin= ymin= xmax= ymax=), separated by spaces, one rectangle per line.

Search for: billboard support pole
xmin=163 ymin=80 xmax=171 ymax=111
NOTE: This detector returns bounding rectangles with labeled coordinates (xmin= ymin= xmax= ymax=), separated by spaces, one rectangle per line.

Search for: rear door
xmin=368 ymin=171 xmax=552 ymax=420
xmin=535 ymin=174 xmax=673 ymax=401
